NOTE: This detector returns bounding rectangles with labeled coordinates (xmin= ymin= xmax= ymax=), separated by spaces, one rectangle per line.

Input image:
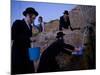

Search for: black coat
xmin=59 ymin=16 xmax=71 ymax=30
xmin=11 ymin=19 xmax=34 ymax=74
xmin=37 ymin=39 xmax=74 ymax=73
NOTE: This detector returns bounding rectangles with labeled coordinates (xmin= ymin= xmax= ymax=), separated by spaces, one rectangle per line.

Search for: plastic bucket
xmin=28 ymin=47 xmax=40 ymax=61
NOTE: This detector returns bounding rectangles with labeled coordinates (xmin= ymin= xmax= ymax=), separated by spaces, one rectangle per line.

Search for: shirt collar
xmin=24 ymin=18 xmax=33 ymax=29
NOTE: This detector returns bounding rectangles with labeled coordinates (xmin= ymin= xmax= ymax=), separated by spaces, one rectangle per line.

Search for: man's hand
xmin=75 ymin=47 xmax=81 ymax=51
xmin=30 ymin=37 xmax=36 ymax=42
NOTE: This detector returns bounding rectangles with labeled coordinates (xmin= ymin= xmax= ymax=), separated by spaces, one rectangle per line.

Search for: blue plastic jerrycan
xmin=28 ymin=47 xmax=40 ymax=61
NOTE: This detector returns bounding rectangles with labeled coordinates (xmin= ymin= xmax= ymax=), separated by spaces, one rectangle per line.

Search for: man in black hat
xmin=59 ymin=10 xmax=73 ymax=31
xmin=37 ymin=31 xmax=75 ymax=72
xmin=11 ymin=7 xmax=38 ymax=74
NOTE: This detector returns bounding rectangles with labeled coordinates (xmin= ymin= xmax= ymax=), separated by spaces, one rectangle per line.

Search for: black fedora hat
xmin=23 ymin=7 xmax=38 ymax=16
xmin=63 ymin=10 xmax=69 ymax=15
xmin=56 ymin=32 xmax=65 ymax=38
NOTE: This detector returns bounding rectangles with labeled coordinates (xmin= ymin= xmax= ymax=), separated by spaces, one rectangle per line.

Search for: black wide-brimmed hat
xmin=63 ymin=10 xmax=69 ymax=15
xmin=56 ymin=32 xmax=65 ymax=38
xmin=23 ymin=7 xmax=39 ymax=16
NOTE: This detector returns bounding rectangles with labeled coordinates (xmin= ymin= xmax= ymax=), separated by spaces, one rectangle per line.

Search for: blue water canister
xmin=28 ymin=47 xmax=40 ymax=61
xmin=72 ymin=47 xmax=84 ymax=56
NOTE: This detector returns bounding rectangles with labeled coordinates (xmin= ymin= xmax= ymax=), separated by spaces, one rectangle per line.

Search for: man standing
xmin=11 ymin=7 xmax=38 ymax=74
xmin=59 ymin=10 xmax=73 ymax=31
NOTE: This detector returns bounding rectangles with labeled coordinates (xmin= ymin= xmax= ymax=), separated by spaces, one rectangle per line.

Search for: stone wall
xmin=32 ymin=5 xmax=96 ymax=70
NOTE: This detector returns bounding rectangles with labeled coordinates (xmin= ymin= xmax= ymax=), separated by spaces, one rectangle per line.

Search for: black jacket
xmin=59 ymin=16 xmax=71 ymax=30
xmin=11 ymin=19 xmax=34 ymax=74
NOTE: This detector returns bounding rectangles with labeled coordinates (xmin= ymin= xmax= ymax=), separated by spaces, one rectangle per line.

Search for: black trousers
xmin=11 ymin=44 xmax=35 ymax=75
